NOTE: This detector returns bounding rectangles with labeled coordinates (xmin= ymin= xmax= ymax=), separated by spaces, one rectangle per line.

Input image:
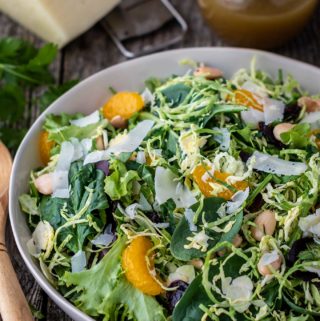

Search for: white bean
xmin=189 ymin=259 xmax=203 ymax=269
xmin=95 ymin=135 xmax=104 ymax=150
xmin=34 ymin=173 xmax=53 ymax=195
xmin=193 ymin=66 xmax=223 ymax=79
xmin=110 ymin=115 xmax=127 ymax=129
xmin=258 ymin=254 xmax=282 ymax=276
xmin=217 ymin=234 xmax=243 ymax=257
xmin=273 ymin=123 xmax=295 ymax=141
xmin=232 ymin=234 xmax=243 ymax=248
xmin=298 ymin=96 xmax=320 ymax=112
xmin=251 ymin=210 xmax=276 ymax=241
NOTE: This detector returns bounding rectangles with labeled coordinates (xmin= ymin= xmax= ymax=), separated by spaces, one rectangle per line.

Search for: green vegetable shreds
xmin=19 ymin=58 xmax=320 ymax=321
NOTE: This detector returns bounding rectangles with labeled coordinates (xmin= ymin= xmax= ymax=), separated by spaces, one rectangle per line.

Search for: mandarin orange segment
xmin=39 ymin=130 xmax=54 ymax=165
xmin=310 ymin=129 xmax=320 ymax=149
xmin=122 ymin=236 xmax=163 ymax=296
xmin=234 ymin=89 xmax=264 ymax=112
xmin=192 ymin=164 xmax=248 ymax=200
xmin=102 ymin=92 xmax=145 ymax=121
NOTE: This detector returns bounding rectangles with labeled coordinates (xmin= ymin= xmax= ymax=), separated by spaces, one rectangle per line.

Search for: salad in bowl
xmin=19 ymin=59 xmax=320 ymax=321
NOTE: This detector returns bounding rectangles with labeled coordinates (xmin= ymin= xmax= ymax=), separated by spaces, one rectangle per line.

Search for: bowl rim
xmin=9 ymin=46 xmax=320 ymax=320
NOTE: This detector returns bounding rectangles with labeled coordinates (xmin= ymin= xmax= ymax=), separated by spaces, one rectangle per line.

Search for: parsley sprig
xmin=0 ymin=37 xmax=78 ymax=150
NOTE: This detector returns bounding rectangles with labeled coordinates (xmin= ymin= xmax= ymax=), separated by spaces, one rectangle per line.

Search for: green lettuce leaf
xmin=63 ymin=237 xmax=166 ymax=321
xmin=45 ymin=114 xmax=107 ymax=144
xmin=43 ymin=113 xmax=83 ymax=131
xmin=280 ymin=123 xmax=311 ymax=148
xmin=104 ymin=160 xmax=139 ymax=201
xmin=100 ymin=278 xmax=166 ymax=321
xmin=19 ymin=194 xmax=39 ymax=215
xmin=63 ymin=237 xmax=126 ymax=316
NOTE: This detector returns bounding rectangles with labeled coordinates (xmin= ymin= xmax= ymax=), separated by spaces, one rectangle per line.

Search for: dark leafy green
xmin=0 ymin=41 xmax=57 ymax=86
xmin=171 ymin=197 xmax=243 ymax=260
xmin=0 ymin=84 xmax=25 ymax=122
xmin=172 ymin=274 xmax=211 ymax=321
xmin=161 ymin=83 xmax=191 ymax=107
xmin=284 ymin=294 xmax=320 ymax=317
xmin=40 ymin=161 xmax=108 ymax=253
xmin=174 ymin=254 xmax=247 ymax=321
xmin=166 ymin=130 xmax=179 ymax=155
xmin=0 ymin=37 xmax=78 ymax=150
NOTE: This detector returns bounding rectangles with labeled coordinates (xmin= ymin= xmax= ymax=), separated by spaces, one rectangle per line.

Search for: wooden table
xmin=1 ymin=1 xmax=320 ymax=320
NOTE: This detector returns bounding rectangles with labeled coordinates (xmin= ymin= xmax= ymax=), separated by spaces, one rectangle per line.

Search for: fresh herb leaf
xmin=0 ymin=84 xmax=25 ymax=121
xmin=28 ymin=43 xmax=58 ymax=67
xmin=0 ymin=37 xmax=77 ymax=150
xmin=0 ymin=37 xmax=37 ymax=65
xmin=0 ymin=127 xmax=27 ymax=150
xmin=0 ymin=42 xmax=57 ymax=86
xmin=38 ymin=80 xmax=79 ymax=111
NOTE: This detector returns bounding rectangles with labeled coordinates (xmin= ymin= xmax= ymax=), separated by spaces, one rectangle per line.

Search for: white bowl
xmin=9 ymin=47 xmax=320 ymax=321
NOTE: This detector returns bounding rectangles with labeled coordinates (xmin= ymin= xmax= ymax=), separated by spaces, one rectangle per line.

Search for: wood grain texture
xmin=0 ymin=1 xmax=320 ymax=320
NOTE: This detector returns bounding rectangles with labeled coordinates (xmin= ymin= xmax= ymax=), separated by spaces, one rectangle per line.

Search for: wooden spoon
xmin=0 ymin=142 xmax=34 ymax=321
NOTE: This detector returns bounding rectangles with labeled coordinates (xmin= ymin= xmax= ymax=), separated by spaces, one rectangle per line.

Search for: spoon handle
xmin=0 ymin=206 xmax=34 ymax=321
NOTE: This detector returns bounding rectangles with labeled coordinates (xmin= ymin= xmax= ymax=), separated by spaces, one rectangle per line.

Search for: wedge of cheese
xmin=0 ymin=0 xmax=120 ymax=47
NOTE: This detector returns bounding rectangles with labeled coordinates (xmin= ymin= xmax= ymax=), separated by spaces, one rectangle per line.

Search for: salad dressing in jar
xmin=198 ymin=0 xmax=318 ymax=48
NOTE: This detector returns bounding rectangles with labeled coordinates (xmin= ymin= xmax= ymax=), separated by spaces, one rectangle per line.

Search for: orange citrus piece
xmin=39 ymin=130 xmax=54 ymax=165
xmin=310 ymin=129 xmax=320 ymax=149
xmin=102 ymin=92 xmax=145 ymax=121
xmin=122 ymin=236 xmax=163 ymax=296
xmin=234 ymin=89 xmax=264 ymax=112
xmin=192 ymin=164 xmax=248 ymax=200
